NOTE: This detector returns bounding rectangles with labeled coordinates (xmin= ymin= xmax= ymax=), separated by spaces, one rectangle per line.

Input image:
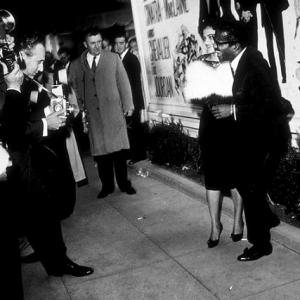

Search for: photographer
xmin=1 ymin=34 xmax=94 ymax=277
xmin=21 ymin=35 xmax=77 ymax=221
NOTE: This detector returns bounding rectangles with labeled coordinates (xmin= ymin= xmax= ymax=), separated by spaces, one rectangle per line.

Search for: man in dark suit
xmin=212 ymin=21 xmax=289 ymax=261
xmin=2 ymin=35 xmax=93 ymax=277
xmin=114 ymin=32 xmax=147 ymax=165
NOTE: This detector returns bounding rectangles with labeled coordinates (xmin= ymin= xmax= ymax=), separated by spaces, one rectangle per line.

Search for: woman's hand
xmin=211 ymin=104 xmax=232 ymax=119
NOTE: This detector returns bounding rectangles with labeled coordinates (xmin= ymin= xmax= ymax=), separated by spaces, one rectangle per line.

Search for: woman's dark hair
xmin=198 ymin=17 xmax=219 ymax=37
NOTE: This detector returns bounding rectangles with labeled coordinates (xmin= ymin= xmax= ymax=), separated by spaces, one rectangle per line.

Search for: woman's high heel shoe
xmin=207 ymin=224 xmax=223 ymax=248
xmin=230 ymin=232 xmax=243 ymax=242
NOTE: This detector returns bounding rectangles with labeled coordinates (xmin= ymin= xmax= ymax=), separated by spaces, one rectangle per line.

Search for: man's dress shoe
xmin=21 ymin=252 xmax=39 ymax=264
xmin=47 ymin=257 xmax=94 ymax=277
xmin=120 ymin=186 xmax=136 ymax=195
xmin=97 ymin=188 xmax=114 ymax=199
xmin=237 ymin=244 xmax=272 ymax=261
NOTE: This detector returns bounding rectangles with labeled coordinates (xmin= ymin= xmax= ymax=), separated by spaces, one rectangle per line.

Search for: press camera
xmin=50 ymin=85 xmax=75 ymax=117
xmin=0 ymin=9 xmax=17 ymax=73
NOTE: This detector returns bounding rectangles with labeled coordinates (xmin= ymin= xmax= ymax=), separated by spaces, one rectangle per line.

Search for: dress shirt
xmin=230 ymin=47 xmax=247 ymax=121
xmin=120 ymin=48 xmax=129 ymax=61
xmin=230 ymin=47 xmax=247 ymax=75
xmin=86 ymin=52 xmax=100 ymax=69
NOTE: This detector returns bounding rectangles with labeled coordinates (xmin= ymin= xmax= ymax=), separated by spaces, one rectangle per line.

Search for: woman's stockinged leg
xmin=230 ymin=188 xmax=244 ymax=235
xmin=206 ymin=189 xmax=223 ymax=240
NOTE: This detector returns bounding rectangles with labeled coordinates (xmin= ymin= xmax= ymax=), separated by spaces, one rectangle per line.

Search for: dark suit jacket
xmin=3 ymin=81 xmax=76 ymax=220
xmin=233 ymin=47 xmax=290 ymax=166
xmin=236 ymin=0 xmax=288 ymax=11
xmin=261 ymin=0 xmax=289 ymax=12
xmin=24 ymin=80 xmax=76 ymax=220
xmin=122 ymin=50 xmax=145 ymax=111
xmin=2 ymin=87 xmax=47 ymax=220
xmin=3 ymin=88 xmax=43 ymax=161
xmin=235 ymin=0 xmax=259 ymax=10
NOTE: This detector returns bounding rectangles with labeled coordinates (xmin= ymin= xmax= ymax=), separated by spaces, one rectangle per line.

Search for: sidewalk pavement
xmin=23 ymin=157 xmax=300 ymax=300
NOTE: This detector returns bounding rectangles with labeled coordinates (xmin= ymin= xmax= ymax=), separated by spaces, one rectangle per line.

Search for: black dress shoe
xmin=207 ymin=223 xmax=223 ymax=248
xmin=120 ymin=186 xmax=136 ymax=195
xmin=48 ymin=257 xmax=94 ymax=277
xmin=21 ymin=252 xmax=39 ymax=264
xmin=237 ymin=244 xmax=272 ymax=262
xmin=97 ymin=188 xmax=114 ymax=199
xmin=231 ymin=232 xmax=243 ymax=242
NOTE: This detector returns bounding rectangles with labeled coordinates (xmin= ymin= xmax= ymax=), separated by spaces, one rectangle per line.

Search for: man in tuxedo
xmin=69 ymin=27 xmax=136 ymax=199
xmin=212 ymin=20 xmax=289 ymax=261
xmin=114 ymin=32 xmax=147 ymax=165
xmin=2 ymin=35 xmax=93 ymax=277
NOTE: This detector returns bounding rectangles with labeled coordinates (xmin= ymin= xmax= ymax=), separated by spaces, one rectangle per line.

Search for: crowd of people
xmin=0 ymin=8 xmax=295 ymax=300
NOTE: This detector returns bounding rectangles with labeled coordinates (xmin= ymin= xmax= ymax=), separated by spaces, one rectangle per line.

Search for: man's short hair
xmin=83 ymin=27 xmax=102 ymax=41
xmin=17 ymin=33 xmax=44 ymax=55
xmin=57 ymin=46 xmax=71 ymax=56
xmin=214 ymin=20 xmax=247 ymax=47
xmin=114 ymin=31 xmax=127 ymax=42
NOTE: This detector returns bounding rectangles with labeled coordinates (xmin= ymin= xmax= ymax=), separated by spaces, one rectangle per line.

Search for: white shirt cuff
xmin=7 ymin=87 xmax=21 ymax=93
xmin=42 ymin=118 xmax=48 ymax=137
xmin=44 ymin=106 xmax=51 ymax=117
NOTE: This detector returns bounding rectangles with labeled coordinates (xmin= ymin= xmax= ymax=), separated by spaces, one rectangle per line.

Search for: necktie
xmin=92 ymin=56 xmax=97 ymax=72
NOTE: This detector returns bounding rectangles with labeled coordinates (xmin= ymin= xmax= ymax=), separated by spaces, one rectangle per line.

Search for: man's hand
xmin=125 ymin=109 xmax=134 ymax=117
xmin=5 ymin=34 xmax=15 ymax=50
xmin=0 ymin=34 xmax=15 ymax=50
xmin=46 ymin=110 xmax=67 ymax=130
xmin=241 ymin=10 xmax=253 ymax=23
xmin=1 ymin=62 xmax=23 ymax=90
xmin=211 ymin=104 xmax=232 ymax=119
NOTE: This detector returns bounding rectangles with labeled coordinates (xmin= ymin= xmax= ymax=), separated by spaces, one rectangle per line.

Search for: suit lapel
xmin=97 ymin=51 xmax=105 ymax=72
xmin=232 ymin=48 xmax=249 ymax=95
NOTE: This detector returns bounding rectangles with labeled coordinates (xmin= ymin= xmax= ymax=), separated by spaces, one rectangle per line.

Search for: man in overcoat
xmin=69 ymin=27 xmax=136 ymax=198
xmin=211 ymin=20 xmax=290 ymax=261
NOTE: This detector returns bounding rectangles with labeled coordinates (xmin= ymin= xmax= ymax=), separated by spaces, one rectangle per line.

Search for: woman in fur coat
xmin=185 ymin=20 xmax=244 ymax=248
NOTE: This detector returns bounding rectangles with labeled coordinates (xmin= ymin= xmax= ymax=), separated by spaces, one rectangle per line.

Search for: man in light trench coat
xmin=69 ymin=27 xmax=136 ymax=199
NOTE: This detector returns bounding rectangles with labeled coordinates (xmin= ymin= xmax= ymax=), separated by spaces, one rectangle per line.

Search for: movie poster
xmin=131 ymin=0 xmax=202 ymax=136
xmin=131 ymin=0 xmax=300 ymax=139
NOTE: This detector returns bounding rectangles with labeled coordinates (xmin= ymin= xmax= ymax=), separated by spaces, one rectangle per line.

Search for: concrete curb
xmin=131 ymin=159 xmax=300 ymax=255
